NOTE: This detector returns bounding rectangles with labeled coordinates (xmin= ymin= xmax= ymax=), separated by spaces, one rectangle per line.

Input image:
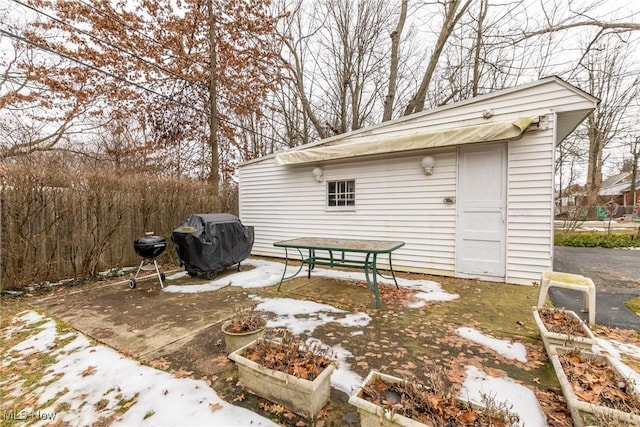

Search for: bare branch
xmin=514 ymin=20 xmax=640 ymax=44
xmin=403 ymin=0 xmax=472 ymax=116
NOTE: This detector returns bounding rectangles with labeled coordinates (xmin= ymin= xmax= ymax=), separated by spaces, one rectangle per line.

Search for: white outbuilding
xmin=238 ymin=76 xmax=599 ymax=285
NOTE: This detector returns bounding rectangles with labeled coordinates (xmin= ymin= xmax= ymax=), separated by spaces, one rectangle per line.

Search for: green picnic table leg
xmin=372 ymin=253 xmax=400 ymax=289
xmin=278 ymin=247 xmax=305 ymax=291
xmin=372 ymin=253 xmax=381 ymax=308
xmin=386 ymin=252 xmax=400 ymax=289
xmin=364 ymin=252 xmax=381 ymax=308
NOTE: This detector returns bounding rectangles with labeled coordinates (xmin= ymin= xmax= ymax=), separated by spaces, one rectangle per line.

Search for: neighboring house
xmin=238 ymin=76 xmax=599 ymax=286
xmin=598 ymin=172 xmax=640 ymax=215
xmin=555 ymin=184 xmax=586 ymax=217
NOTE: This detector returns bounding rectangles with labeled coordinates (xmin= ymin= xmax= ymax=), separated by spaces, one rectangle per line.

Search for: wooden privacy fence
xmin=0 ymin=170 xmax=238 ymax=290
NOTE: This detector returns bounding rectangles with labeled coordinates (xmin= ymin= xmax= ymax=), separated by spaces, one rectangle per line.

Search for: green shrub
xmin=554 ymin=232 xmax=640 ymax=248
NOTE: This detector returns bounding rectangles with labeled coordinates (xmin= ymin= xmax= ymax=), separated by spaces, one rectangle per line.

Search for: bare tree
xmin=314 ymin=0 xmax=394 ymax=133
xmin=403 ymin=0 xmax=471 ymax=116
xmin=574 ymin=38 xmax=640 ymax=209
xmin=517 ymin=17 xmax=640 ymax=40
xmin=436 ymin=0 xmax=530 ymax=105
xmin=555 ymin=132 xmax=587 ymax=214
xmin=278 ymin=0 xmax=329 ymax=140
xmin=629 ymin=137 xmax=639 ymax=213
xmin=2 ymin=0 xmax=286 ymax=186
xmin=270 ymin=78 xmax=313 ymax=148
xmin=0 ymin=27 xmax=105 ymax=158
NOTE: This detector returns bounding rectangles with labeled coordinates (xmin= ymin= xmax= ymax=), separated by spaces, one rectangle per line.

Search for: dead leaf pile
xmin=538 ymin=308 xmax=588 ymax=337
xmin=594 ymin=325 xmax=640 ymax=347
xmin=172 ymin=368 xmax=194 ymax=379
xmin=223 ymin=305 xmax=266 ymax=333
xmin=559 ymin=350 xmax=640 ymax=414
xmin=243 ymin=332 xmax=333 ymax=380
xmin=149 ymin=358 xmax=170 ymax=370
xmin=347 ymin=279 xmax=420 ymax=306
xmin=80 ymin=365 xmax=97 ymax=377
xmin=360 ymin=374 xmax=520 ymax=426
xmin=531 ymin=388 xmax=572 ymax=427
xmin=258 ymin=402 xmax=296 ymax=420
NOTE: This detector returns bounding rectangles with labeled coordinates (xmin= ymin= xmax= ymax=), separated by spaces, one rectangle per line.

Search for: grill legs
xmin=130 ymin=259 xmax=165 ymax=289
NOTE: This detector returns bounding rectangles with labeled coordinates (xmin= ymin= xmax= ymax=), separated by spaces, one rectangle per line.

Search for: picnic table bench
xmin=273 ymin=237 xmax=405 ymax=308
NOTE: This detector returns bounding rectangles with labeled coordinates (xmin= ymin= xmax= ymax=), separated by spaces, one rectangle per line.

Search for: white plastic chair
xmin=537 ymin=271 xmax=596 ymax=325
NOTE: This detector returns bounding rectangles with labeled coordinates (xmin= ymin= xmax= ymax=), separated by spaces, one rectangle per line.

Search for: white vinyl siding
xmin=239 ymin=78 xmax=598 ymax=285
xmin=240 ymin=151 xmax=457 ymax=276
xmin=505 ymin=121 xmax=556 ymax=285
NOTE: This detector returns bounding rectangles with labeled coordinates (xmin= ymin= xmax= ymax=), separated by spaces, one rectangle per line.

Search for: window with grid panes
xmin=327 ymin=180 xmax=355 ymax=208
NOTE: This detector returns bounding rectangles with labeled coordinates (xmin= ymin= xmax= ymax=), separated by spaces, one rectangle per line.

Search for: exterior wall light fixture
xmin=421 ymin=156 xmax=435 ymax=175
xmin=312 ymin=166 xmax=323 ymax=182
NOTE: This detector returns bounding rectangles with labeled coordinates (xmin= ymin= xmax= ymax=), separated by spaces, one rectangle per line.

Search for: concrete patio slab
xmin=32 ymin=271 xmax=240 ymax=358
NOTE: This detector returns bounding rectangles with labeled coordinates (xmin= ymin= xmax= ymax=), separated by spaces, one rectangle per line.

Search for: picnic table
xmin=273 ymin=237 xmax=405 ymax=308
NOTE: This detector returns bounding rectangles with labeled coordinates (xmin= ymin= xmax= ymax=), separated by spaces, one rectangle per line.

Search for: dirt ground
xmin=2 ymin=260 xmax=588 ymax=426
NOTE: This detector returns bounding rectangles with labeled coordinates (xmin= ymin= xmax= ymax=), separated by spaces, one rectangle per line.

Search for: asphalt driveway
xmin=551 ymin=246 xmax=640 ymax=331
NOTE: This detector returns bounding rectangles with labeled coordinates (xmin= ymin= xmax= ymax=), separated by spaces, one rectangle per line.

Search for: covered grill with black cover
xmin=171 ymin=213 xmax=254 ymax=279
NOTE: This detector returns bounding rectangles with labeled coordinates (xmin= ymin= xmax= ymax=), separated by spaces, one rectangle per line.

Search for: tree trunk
xmin=382 ymin=0 xmax=407 ymax=122
xmin=630 ymin=138 xmax=639 ymax=216
xmin=282 ymin=38 xmax=328 ymax=140
xmin=584 ymin=115 xmax=604 ymax=212
xmin=208 ymin=2 xmax=220 ymax=195
xmin=471 ymin=0 xmax=488 ymax=97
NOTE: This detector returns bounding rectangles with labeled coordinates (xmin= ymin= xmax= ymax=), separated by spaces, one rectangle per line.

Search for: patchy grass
xmin=115 ymin=393 xmax=139 ymax=414
xmin=0 ymin=308 xmax=142 ymax=427
xmin=94 ymin=398 xmax=109 ymax=411
xmin=1 ymin=312 xmax=61 ymax=426
xmin=625 ymin=296 xmax=640 ymax=317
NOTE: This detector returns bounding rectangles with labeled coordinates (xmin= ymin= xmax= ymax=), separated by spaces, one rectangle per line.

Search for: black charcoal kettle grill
xmin=129 ymin=232 xmax=166 ymax=289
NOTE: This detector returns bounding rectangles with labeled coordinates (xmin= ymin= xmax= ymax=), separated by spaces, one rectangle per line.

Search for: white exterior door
xmin=456 ymin=143 xmax=507 ymax=280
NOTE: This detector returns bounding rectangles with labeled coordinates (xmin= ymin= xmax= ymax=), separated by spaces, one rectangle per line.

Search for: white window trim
xmin=326 ymin=179 xmax=356 ymax=212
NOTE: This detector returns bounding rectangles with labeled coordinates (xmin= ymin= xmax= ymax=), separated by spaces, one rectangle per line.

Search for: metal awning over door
xmin=275 ymin=117 xmax=535 ymax=165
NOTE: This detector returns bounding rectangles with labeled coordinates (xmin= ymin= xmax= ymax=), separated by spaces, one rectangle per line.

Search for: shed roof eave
xmin=239 ymin=152 xmax=277 ymax=167
xmin=555 ymin=109 xmax=596 ymax=144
